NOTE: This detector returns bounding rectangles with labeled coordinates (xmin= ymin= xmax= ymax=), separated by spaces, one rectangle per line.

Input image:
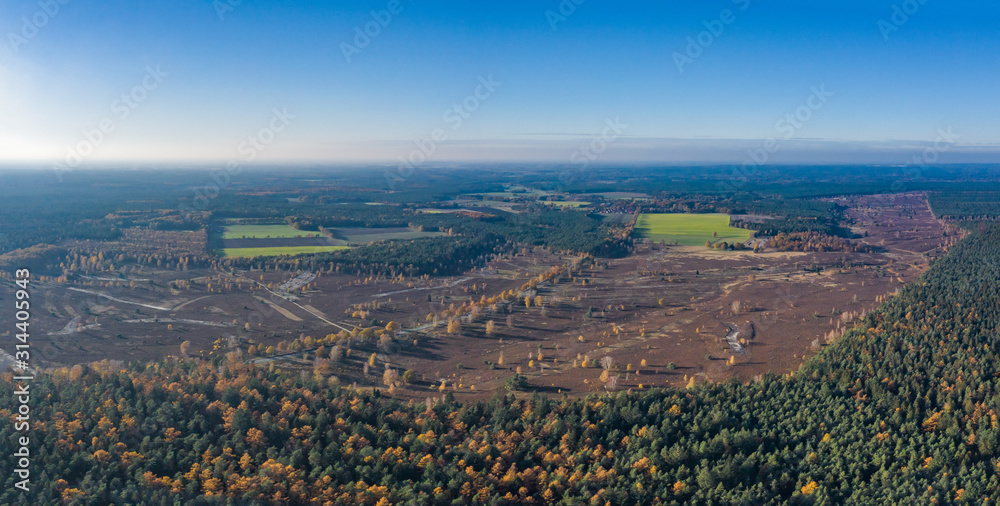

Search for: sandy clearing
xmin=51 ymin=315 xmax=82 ymax=335
xmin=255 ymin=296 xmax=304 ymax=322
xmin=302 ymin=305 xmax=329 ymax=319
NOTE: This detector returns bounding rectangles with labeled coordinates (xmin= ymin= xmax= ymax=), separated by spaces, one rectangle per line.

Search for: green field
xmin=542 ymin=201 xmax=590 ymax=208
xmin=222 ymin=224 xmax=323 ymax=240
xmin=634 ymin=213 xmax=752 ymax=246
xmin=222 ymin=246 xmax=350 ymax=258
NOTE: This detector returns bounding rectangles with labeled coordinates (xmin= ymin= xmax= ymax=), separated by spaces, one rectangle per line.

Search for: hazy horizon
xmin=3 ymin=136 xmax=1000 ymax=169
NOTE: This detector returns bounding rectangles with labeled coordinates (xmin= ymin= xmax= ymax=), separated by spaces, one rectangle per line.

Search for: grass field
xmin=542 ymin=201 xmax=590 ymax=208
xmin=222 ymin=246 xmax=350 ymax=258
xmin=222 ymin=224 xmax=323 ymax=240
xmin=634 ymin=213 xmax=752 ymax=246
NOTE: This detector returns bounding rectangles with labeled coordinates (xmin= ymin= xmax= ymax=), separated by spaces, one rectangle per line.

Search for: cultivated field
xmin=218 ymin=224 xmax=346 ymax=257
xmin=634 ymin=213 xmax=752 ymax=245
xmin=217 ymin=223 xmax=443 ymax=258
xmin=222 ymin=224 xmax=323 ymax=239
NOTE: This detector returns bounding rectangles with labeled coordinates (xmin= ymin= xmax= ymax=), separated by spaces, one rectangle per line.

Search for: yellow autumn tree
xmin=246 ymin=428 xmax=267 ymax=447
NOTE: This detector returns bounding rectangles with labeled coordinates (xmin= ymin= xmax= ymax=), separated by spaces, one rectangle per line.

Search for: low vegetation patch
xmin=634 ymin=213 xmax=752 ymax=246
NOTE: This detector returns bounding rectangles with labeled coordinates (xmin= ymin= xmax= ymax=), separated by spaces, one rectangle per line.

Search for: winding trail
xmin=67 ymin=288 xmax=171 ymax=311
xmin=171 ymin=295 xmax=211 ymax=312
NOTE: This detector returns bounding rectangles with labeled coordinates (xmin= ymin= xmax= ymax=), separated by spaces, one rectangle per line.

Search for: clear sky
xmin=2 ymin=0 xmax=999 ymax=166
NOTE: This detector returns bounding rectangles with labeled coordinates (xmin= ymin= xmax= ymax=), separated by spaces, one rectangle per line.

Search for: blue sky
xmin=2 ymin=0 xmax=999 ymax=165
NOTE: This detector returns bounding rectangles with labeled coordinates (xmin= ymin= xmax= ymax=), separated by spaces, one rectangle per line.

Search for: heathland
xmin=1 ymin=166 xmax=998 ymax=502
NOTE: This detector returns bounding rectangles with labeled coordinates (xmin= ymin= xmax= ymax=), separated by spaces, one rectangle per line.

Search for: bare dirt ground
xmin=374 ymin=193 xmax=955 ymax=400
xmin=0 ymin=193 xmax=956 ymax=401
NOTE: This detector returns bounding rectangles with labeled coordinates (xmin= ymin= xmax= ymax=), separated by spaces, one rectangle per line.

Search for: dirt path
xmin=255 ymin=296 xmax=304 ymax=322
xmin=228 ymin=270 xmax=354 ymax=332
xmin=373 ymin=277 xmax=472 ymax=298
xmin=67 ymin=288 xmax=171 ymax=311
xmin=172 ymin=295 xmax=211 ymax=312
